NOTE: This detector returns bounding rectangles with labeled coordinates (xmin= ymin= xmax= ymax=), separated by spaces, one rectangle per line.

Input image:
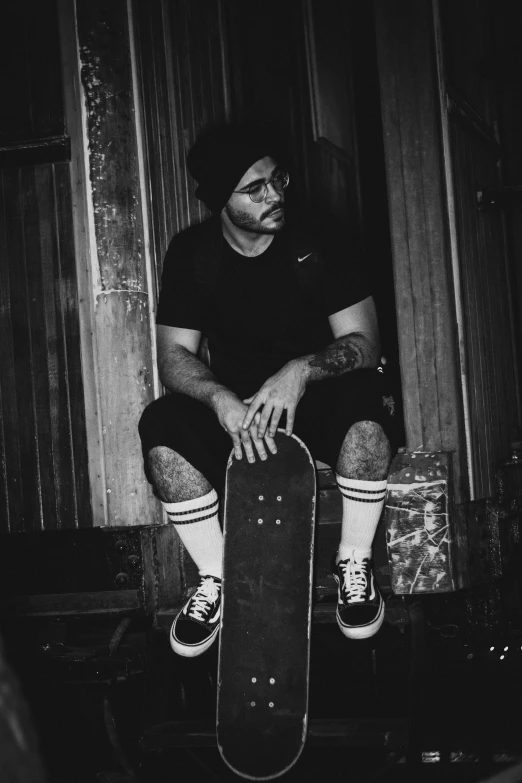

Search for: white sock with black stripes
xmin=336 ymin=476 xmax=388 ymax=563
xmin=163 ymin=489 xmax=223 ymax=579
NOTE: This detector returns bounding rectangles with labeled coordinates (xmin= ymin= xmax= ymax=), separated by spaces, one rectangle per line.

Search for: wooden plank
xmin=0 ymin=160 xmax=92 ymax=532
xmin=440 ymin=0 xmax=496 ymax=125
xmin=0 ymin=590 xmax=140 ymax=616
xmin=450 ymin=120 xmax=519 ymax=499
xmin=58 ymin=0 xmax=107 ymax=526
xmin=134 ymin=0 xmax=228 ymax=277
xmin=0 ymin=137 xmax=70 ymax=167
xmin=8 ymin=169 xmax=43 ymax=531
xmin=0 ymin=0 xmax=64 ymax=144
xmin=374 ymin=0 xmax=468 ymax=503
xmin=53 ymin=162 xmax=92 ymax=527
xmin=74 ymin=0 xmax=162 ymax=526
xmin=0 ymin=170 xmax=24 ymax=533
xmin=140 ymin=525 xmax=183 ymax=615
xmin=134 ymin=1 xmax=174 ymax=270
xmin=94 ymin=291 xmax=159 ymax=525
xmin=142 ymin=717 xmax=407 ymax=750
xmin=452 ymin=126 xmax=488 ymax=496
xmin=30 ymin=164 xmax=61 ymax=530
xmin=76 ymin=0 xmax=144 ymax=291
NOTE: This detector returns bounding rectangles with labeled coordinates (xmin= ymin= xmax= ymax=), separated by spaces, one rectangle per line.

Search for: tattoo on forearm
xmin=308 ymin=335 xmax=365 ymax=377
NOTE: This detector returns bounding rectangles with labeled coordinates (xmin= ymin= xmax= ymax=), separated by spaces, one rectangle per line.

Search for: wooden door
xmin=435 ymin=0 xmax=521 ymax=501
xmin=0 ymin=0 xmax=92 ymax=532
xmin=375 ymin=0 xmax=521 ymax=502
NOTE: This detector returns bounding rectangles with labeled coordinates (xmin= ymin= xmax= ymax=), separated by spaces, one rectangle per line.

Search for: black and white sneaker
xmin=170 ymin=575 xmax=222 ymax=657
xmin=333 ymin=553 xmax=384 ymax=640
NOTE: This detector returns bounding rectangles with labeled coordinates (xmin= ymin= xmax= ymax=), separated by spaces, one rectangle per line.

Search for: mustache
xmin=262 ymin=204 xmax=285 ymax=219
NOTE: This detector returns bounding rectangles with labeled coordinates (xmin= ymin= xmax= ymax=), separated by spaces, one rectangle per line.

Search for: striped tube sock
xmin=163 ymin=489 xmax=223 ymax=579
xmin=336 ymin=476 xmax=388 ymax=562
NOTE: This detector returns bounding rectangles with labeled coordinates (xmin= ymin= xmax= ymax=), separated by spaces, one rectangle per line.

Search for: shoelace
xmin=187 ymin=577 xmax=220 ymax=621
xmin=339 ymin=557 xmax=370 ymax=604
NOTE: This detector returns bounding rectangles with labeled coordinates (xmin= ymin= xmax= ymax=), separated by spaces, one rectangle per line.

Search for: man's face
xmin=222 ymin=156 xmax=285 ymax=234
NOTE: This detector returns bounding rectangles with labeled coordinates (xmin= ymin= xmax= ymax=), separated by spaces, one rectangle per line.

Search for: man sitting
xmin=139 ymin=124 xmax=395 ymax=657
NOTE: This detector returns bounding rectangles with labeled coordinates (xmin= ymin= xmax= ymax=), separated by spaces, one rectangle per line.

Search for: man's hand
xmin=241 ymin=360 xmax=308 ymax=439
xmin=212 ymin=389 xmax=278 ymax=463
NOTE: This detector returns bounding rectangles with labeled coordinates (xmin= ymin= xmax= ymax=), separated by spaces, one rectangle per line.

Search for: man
xmin=139 ymin=123 xmax=394 ymax=658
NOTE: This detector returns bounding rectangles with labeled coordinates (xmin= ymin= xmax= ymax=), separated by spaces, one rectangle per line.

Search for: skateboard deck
xmin=217 ymin=430 xmax=316 ymax=780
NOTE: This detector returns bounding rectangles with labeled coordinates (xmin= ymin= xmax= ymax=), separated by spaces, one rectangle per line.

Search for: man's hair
xmin=187 ymin=122 xmax=283 ymax=213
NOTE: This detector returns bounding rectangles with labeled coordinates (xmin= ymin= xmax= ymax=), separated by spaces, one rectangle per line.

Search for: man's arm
xmin=157 ymin=324 xmax=225 ymax=403
xmin=157 ymin=325 xmax=276 ymax=462
xmin=242 ymin=296 xmax=380 ymax=438
xmin=306 ymin=296 xmax=380 ymax=379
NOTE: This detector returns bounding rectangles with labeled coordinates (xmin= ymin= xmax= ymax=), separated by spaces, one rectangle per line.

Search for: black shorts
xmin=138 ymin=369 xmax=400 ymax=493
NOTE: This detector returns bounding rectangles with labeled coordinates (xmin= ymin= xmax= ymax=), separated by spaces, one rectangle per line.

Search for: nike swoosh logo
xmin=298 ymin=253 xmax=312 ymax=263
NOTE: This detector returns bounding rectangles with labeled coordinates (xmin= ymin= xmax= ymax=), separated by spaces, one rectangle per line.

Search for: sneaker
xmin=333 ymin=553 xmax=385 ymax=640
xmin=170 ymin=575 xmax=222 ymax=657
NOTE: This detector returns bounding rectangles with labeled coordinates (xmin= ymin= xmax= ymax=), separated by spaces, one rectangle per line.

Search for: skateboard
xmin=217 ymin=430 xmax=316 ymax=780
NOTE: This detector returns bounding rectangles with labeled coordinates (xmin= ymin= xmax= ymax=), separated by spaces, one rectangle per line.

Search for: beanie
xmin=186 ymin=123 xmax=280 ymax=213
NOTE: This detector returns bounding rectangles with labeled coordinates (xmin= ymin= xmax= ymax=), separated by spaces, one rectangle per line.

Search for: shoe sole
xmin=336 ymin=599 xmax=385 ymax=640
xmin=170 ymin=623 xmax=220 ymax=657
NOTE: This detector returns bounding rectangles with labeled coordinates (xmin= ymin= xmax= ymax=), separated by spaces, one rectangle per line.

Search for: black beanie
xmin=186 ymin=123 xmax=280 ymax=213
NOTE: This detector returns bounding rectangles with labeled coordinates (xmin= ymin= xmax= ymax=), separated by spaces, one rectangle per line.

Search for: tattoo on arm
xmin=308 ymin=334 xmax=369 ymax=378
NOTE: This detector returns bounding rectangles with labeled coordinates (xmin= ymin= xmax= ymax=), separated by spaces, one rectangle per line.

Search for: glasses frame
xmin=231 ymin=170 xmax=290 ymax=203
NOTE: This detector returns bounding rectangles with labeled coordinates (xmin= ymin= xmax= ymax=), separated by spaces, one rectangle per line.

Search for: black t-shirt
xmin=157 ymin=216 xmax=371 ymax=396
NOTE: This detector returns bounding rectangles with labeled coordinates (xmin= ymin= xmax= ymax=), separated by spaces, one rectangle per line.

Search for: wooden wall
xmin=439 ymin=0 xmax=521 ymax=499
xmin=134 ymin=0 xmax=231 ymax=283
xmin=375 ymin=0 xmax=521 ymax=504
xmin=374 ymin=0 xmax=468 ymax=501
xmin=0 ymin=0 xmax=91 ymax=532
xmin=0 ymin=163 xmax=91 ymax=532
xmin=450 ymin=117 xmax=518 ymax=498
xmin=495 ymin=5 xmax=522 ymax=407
xmin=72 ymin=0 xmax=162 ymax=526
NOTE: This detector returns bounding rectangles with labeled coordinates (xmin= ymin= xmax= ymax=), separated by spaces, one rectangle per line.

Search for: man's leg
xmin=335 ymin=420 xmax=391 ymax=563
xmin=291 ymin=371 xmax=396 ymax=641
xmin=148 ymin=446 xmax=223 ymax=581
xmin=147 ymin=447 xmax=224 ymax=658
xmin=333 ymin=420 xmax=391 ymax=640
xmin=139 ymin=395 xmax=231 ymax=657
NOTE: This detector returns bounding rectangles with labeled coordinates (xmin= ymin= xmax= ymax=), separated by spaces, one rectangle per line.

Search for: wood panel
xmin=374 ymin=0 xmax=468 ymax=502
xmin=0 ymin=163 xmax=91 ymax=532
xmin=135 ymin=0 xmax=230 ymax=286
xmin=439 ymin=0 xmax=497 ymax=127
xmin=0 ymin=0 xmax=64 ymax=146
xmin=75 ymin=0 xmax=162 ymax=526
xmin=450 ymin=120 xmax=519 ymax=498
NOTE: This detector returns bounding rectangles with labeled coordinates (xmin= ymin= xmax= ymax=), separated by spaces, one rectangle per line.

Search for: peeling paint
xmin=77 ymin=1 xmax=144 ymax=292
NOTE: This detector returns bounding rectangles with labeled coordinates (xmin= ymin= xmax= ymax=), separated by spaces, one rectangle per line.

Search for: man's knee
xmin=337 ymin=420 xmax=391 ymax=480
xmin=148 ymin=446 xmax=212 ymax=503
xmin=346 ymin=420 xmax=389 ymax=449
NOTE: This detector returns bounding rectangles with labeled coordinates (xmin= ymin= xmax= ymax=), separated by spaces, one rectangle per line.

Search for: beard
xmin=223 ymin=202 xmax=285 ymax=234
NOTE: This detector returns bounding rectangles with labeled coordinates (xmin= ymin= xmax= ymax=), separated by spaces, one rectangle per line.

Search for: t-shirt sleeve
xmin=156 ymin=233 xmax=206 ymax=331
xmin=318 ymin=218 xmax=373 ymax=316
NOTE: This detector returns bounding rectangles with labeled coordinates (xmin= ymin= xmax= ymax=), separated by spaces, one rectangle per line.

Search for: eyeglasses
xmin=232 ymin=170 xmax=289 ymax=203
